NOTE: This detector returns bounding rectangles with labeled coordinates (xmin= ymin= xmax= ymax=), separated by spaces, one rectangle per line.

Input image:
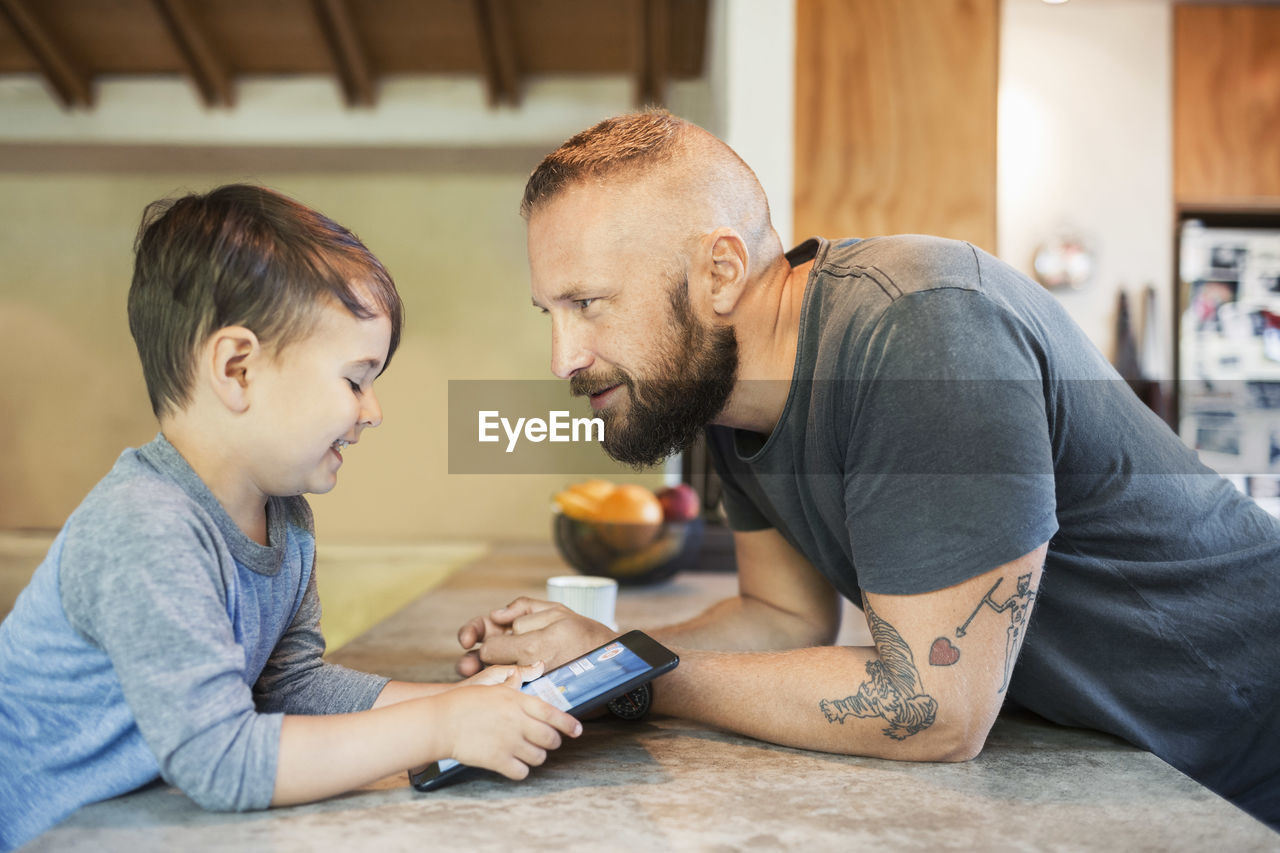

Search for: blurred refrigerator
xmin=1177 ymin=214 xmax=1280 ymax=516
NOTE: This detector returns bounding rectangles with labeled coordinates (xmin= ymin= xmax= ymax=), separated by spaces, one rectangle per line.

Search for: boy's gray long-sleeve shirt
xmin=0 ymin=434 xmax=388 ymax=849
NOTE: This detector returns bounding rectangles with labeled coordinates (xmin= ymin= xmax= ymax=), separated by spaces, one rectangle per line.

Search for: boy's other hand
xmin=455 ymin=660 xmax=544 ymax=688
xmin=455 ymin=598 xmax=617 ymax=677
xmin=437 ymin=667 xmax=582 ymax=780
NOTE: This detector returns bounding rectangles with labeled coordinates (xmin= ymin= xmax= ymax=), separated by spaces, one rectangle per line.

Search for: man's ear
xmin=702 ymin=227 xmax=750 ymax=316
xmin=206 ymin=326 xmax=260 ymax=414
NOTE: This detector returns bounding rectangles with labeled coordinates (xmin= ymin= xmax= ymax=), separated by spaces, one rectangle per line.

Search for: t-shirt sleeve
xmin=253 ymin=568 xmax=389 ymax=715
xmin=60 ymin=501 xmax=280 ymax=812
xmin=843 ymin=285 xmax=1059 ymax=595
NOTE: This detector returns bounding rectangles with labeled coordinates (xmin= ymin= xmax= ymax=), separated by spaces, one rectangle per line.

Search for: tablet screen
xmin=520 ymin=640 xmax=651 ymax=711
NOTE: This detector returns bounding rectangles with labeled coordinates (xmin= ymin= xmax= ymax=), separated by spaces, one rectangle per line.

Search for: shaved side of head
xmin=522 ymin=111 xmax=783 ymax=281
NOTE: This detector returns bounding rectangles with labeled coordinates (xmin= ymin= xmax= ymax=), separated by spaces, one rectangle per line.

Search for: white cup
xmin=546 ymin=575 xmax=618 ymax=629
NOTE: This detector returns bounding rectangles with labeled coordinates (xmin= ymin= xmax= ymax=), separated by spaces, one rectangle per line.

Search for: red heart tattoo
xmin=929 ymin=637 xmax=960 ymax=666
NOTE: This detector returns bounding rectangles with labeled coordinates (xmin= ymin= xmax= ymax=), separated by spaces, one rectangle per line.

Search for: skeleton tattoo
xmin=955 ymin=573 xmax=1036 ymax=693
xmin=819 ymin=600 xmax=938 ymax=740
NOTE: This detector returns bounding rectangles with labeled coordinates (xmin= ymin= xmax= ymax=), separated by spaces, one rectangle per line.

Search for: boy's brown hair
xmin=128 ymin=184 xmax=402 ymax=418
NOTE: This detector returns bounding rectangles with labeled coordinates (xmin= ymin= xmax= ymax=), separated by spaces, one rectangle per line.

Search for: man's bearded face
xmin=570 ymin=277 xmax=738 ymax=468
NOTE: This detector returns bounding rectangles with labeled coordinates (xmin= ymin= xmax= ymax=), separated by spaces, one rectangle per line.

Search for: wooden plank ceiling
xmin=0 ymin=0 xmax=708 ymax=109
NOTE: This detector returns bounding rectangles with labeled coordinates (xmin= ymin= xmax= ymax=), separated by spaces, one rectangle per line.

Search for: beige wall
xmin=0 ymin=164 xmax=661 ymax=542
xmin=998 ymin=0 xmax=1174 ymax=376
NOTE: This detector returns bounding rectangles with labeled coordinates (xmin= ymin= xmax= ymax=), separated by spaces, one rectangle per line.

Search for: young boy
xmin=0 ymin=184 xmax=581 ymax=849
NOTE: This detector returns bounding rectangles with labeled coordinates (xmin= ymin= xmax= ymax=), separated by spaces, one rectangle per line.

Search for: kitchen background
xmin=0 ymin=0 xmax=1276 ymax=545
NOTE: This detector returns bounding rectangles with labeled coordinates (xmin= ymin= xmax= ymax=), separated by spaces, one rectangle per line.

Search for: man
xmin=457 ymin=112 xmax=1280 ymax=828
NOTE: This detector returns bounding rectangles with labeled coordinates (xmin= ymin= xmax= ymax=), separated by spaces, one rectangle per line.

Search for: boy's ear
xmin=699 ymin=227 xmax=750 ymax=316
xmin=207 ymin=326 xmax=260 ymax=414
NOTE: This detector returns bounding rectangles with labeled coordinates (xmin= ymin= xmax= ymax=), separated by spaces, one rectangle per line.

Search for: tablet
xmin=409 ymin=630 xmax=678 ymax=791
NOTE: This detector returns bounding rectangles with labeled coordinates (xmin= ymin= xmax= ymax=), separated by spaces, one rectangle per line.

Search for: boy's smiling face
xmin=243 ymin=288 xmax=392 ymax=499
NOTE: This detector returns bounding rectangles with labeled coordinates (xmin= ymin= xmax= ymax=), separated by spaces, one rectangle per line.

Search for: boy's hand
xmin=436 ymin=668 xmax=582 ymax=780
xmin=453 ymin=660 xmax=545 ymax=688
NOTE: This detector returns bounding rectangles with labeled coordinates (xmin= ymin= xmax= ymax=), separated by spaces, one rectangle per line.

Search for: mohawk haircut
xmin=521 ymin=110 xmax=692 ymax=220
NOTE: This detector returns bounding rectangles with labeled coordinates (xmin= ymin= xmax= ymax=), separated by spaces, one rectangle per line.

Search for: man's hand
xmin=456 ymin=597 xmax=618 ymax=677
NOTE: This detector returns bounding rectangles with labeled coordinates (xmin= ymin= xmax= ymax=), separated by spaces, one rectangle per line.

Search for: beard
xmin=570 ymin=278 xmax=738 ymax=468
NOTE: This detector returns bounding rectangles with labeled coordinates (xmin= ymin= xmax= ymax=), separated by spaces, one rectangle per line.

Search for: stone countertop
xmin=27 ymin=543 xmax=1279 ymax=852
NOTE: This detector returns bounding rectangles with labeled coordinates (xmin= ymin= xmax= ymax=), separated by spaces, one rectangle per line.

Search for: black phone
xmin=408 ymin=630 xmax=678 ymax=792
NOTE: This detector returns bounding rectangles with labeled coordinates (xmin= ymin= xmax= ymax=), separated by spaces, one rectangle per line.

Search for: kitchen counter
xmin=26 ymin=543 xmax=1279 ymax=851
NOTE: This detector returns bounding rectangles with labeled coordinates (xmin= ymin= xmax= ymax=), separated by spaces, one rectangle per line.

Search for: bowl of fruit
xmin=552 ymin=479 xmax=705 ymax=586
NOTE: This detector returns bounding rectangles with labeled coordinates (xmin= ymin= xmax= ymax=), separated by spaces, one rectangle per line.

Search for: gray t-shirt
xmin=707 ymin=236 xmax=1280 ymax=826
xmin=0 ymin=434 xmax=388 ymax=848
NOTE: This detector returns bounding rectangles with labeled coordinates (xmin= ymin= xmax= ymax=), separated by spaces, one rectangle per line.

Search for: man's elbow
xmin=936 ymin=732 xmax=985 ymax=763
xmin=824 ymin=725 xmax=986 ymax=763
xmin=928 ymin=713 xmax=992 ymax=762
xmin=878 ymin=717 xmax=990 ymax=763
xmin=892 ymin=730 xmax=986 ymax=763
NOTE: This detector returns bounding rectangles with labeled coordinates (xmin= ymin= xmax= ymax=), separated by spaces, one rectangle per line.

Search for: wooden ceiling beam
xmin=472 ymin=0 xmax=520 ymax=107
xmin=150 ymin=0 xmax=233 ymax=107
xmin=0 ymin=0 xmax=92 ymax=108
xmin=313 ymin=0 xmax=375 ymax=107
xmin=633 ymin=0 xmax=669 ymax=107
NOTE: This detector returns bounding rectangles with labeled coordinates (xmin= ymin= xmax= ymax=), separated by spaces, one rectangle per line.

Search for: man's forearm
xmin=651 ymin=646 xmax=985 ymax=763
xmin=646 ymin=593 xmax=838 ymax=653
xmin=650 ymin=554 xmax=1047 ymax=764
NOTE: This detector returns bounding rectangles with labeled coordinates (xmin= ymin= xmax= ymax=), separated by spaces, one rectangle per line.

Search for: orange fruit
xmin=594 ymin=484 xmax=663 ymax=550
xmin=554 ymin=489 xmax=600 ymax=520
xmin=554 ymin=479 xmax=618 ymax=520
xmin=569 ymin=479 xmax=617 ymax=503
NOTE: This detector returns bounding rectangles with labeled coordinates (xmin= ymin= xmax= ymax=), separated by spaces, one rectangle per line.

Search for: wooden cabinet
xmin=1174 ymin=4 xmax=1280 ymax=207
xmin=794 ymin=0 xmax=999 ymax=251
